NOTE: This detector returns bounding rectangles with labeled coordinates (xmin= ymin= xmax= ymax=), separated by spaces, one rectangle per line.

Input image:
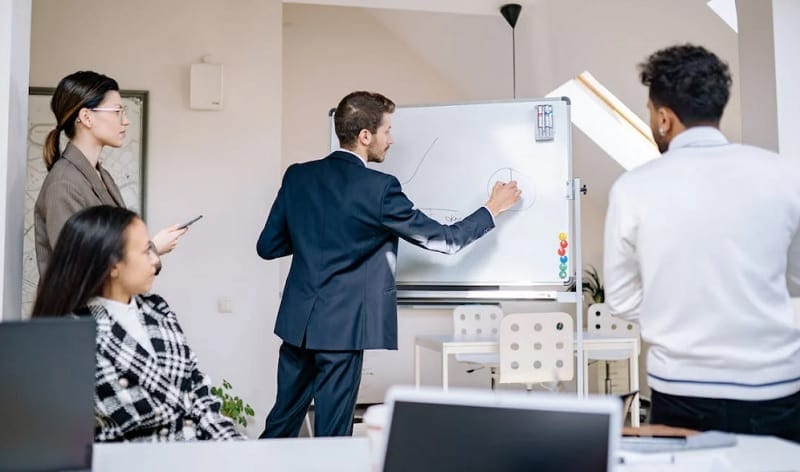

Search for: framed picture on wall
xmin=23 ymin=87 xmax=148 ymax=316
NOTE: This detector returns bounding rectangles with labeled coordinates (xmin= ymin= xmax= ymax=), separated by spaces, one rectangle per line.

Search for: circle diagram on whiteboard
xmin=487 ymin=167 xmax=536 ymax=211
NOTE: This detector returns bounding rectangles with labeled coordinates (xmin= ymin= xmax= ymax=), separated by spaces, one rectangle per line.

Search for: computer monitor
xmin=382 ymin=387 xmax=621 ymax=472
xmin=0 ymin=317 xmax=96 ymax=471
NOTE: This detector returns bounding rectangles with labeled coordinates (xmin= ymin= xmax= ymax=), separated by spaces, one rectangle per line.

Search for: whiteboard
xmin=329 ymin=98 xmax=573 ymax=289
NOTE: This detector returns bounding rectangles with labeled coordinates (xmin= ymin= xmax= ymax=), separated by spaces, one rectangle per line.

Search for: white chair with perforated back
xmin=584 ymin=303 xmax=640 ymax=395
xmin=498 ymin=312 xmax=574 ymax=391
xmin=452 ymin=305 xmax=503 ymax=388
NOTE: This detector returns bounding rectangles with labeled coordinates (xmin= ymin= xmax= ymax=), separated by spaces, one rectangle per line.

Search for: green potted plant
xmin=568 ymin=264 xmax=605 ymax=304
xmin=582 ymin=265 xmax=604 ymax=304
xmin=210 ymin=379 xmax=256 ymax=429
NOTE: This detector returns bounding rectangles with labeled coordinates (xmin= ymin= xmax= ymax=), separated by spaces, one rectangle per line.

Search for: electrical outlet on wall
xmin=218 ymin=297 xmax=233 ymax=314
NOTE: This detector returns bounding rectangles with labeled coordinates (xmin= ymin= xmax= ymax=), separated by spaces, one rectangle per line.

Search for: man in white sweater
xmin=604 ymin=44 xmax=800 ymax=441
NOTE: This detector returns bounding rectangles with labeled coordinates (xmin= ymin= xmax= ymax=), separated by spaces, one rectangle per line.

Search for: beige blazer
xmin=34 ymin=143 xmax=126 ymax=275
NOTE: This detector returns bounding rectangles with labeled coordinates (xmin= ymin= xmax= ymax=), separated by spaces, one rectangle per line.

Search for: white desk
xmin=414 ymin=333 xmax=641 ymax=426
xmin=618 ymin=435 xmax=800 ymax=471
xmin=91 ymin=434 xmax=800 ymax=471
xmin=93 ymin=437 xmax=370 ymax=472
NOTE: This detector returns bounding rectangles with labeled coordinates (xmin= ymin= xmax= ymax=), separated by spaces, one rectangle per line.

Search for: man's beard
xmin=367 ymin=145 xmax=388 ymax=162
xmin=653 ymin=129 xmax=669 ymax=154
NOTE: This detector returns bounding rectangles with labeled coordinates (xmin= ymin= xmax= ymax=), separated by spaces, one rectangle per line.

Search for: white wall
xmin=30 ymin=0 xmax=283 ymax=437
xmin=737 ymin=0 xmax=779 ymax=151
xmin=284 ymin=0 xmax=536 ymax=16
xmin=0 ymin=0 xmax=30 ymax=321
xmin=737 ymin=0 xmax=800 ymax=158
xmin=772 ymin=0 xmax=800 ymax=159
xmin=282 ymin=4 xmax=469 ymax=167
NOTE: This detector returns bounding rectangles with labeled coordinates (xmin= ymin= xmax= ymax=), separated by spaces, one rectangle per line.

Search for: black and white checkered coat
xmin=79 ymin=294 xmax=243 ymax=442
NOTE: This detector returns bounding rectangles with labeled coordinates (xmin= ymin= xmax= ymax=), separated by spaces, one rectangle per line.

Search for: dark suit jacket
xmin=257 ymin=150 xmax=495 ymax=350
xmin=34 ymin=143 xmax=125 ymax=275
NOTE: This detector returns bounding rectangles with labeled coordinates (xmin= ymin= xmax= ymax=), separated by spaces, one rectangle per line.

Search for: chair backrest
xmin=498 ymin=312 xmax=574 ymax=385
xmin=587 ymin=303 xmax=639 ymax=338
xmin=452 ymin=305 xmax=503 ymax=339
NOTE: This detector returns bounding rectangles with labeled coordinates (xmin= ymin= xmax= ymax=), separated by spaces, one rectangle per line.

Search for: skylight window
xmin=547 ymin=71 xmax=659 ymax=171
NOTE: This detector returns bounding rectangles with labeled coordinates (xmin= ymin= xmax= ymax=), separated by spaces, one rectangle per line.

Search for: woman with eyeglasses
xmin=34 ymin=70 xmax=186 ymax=276
xmin=32 ymin=205 xmax=243 ymax=441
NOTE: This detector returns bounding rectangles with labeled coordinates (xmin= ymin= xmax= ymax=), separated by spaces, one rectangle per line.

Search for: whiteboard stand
xmin=401 ymin=176 xmax=587 ymax=398
xmin=569 ymin=177 xmax=585 ymax=397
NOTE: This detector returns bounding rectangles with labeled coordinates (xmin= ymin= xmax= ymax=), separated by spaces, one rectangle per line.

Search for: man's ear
xmin=358 ymin=129 xmax=372 ymax=146
xmin=657 ymin=106 xmax=681 ymax=136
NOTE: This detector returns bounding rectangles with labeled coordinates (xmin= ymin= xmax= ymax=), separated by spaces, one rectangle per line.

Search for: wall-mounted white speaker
xmin=190 ymin=62 xmax=223 ymax=110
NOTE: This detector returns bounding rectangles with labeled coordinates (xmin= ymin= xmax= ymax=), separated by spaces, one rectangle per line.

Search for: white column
xmin=772 ymin=0 xmax=800 ymax=159
xmin=737 ymin=0 xmax=800 ymax=158
xmin=0 ymin=0 xmax=31 ymax=320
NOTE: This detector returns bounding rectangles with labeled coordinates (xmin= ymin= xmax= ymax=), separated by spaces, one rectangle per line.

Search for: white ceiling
xmin=283 ymin=0 xmax=536 ymax=16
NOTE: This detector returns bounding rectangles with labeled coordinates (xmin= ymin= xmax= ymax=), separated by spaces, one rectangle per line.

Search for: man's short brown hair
xmin=334 ymin=91 xmax=395 ymax=148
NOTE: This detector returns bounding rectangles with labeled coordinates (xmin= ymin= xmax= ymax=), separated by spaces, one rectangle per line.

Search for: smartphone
xmin=177 ymin=215 xmax=203 ymax=229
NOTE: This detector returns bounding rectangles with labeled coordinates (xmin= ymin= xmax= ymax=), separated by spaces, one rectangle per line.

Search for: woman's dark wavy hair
xmin=32 ymin=205 xmax=139 ymax=318
xmin=638 ymin=44 xmax=732 ymax=126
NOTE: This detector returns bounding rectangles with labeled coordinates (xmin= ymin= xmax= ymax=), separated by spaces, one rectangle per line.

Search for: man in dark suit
xmin=257 ymin=91 xmax=521 ymax=437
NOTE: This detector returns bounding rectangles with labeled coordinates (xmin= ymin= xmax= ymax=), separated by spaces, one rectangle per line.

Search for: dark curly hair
xmin=638 ymin=44 xmax=732 ymax=126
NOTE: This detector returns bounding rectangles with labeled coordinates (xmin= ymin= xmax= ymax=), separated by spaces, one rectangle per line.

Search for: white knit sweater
xmin=604 ymin=127 xmax=800 ymax=400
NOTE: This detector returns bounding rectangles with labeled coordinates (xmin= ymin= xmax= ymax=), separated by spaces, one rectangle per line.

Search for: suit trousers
xmin=650 ymin=388 xmax=800 ymax=443
xmin=260 ymin=341 xmax=363 ymax=438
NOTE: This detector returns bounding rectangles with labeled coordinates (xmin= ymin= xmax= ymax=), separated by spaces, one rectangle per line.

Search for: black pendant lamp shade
xmin=500 ymin=3 xmax=522 ymax=28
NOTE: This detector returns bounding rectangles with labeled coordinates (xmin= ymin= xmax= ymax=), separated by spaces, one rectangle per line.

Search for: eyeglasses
xmin=90 ymin=105 xmax=129 ymax=123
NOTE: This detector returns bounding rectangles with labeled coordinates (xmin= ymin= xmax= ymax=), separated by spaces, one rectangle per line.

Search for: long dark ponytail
xmin=32 ymin=205 xmax=138 ymax=317
xmin=44 ymin=71 xmax=119 ymax=171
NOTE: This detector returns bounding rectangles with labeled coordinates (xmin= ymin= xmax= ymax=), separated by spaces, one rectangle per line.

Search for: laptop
xmin=381 ymin=387 xmax=621 ymax=472
xmin=0 ymin=317 xmax=96 ymax=471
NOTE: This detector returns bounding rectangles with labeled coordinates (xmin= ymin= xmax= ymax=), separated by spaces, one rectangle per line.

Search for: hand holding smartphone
xmin=177 ymin=215 xmax=203 ymax=230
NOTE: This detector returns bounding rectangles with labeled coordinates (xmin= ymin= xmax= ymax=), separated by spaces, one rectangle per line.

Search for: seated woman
xmin=32 ymin=205 xmax=243 ymax=441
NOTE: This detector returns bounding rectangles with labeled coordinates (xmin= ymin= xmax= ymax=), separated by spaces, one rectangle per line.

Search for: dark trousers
xmin=260 ymin=341 xmax=363 ymax=438
xmin=650 ymin=388 xmax=800 ymax=443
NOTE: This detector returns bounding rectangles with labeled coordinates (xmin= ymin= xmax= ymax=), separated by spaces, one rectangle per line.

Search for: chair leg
xmin=583 ymin=356 xmax=590 ymax=396
xmin=604 ymin=361 xmax=612 ymax=395
xmin=490 ymin=367 xmax=496 ymax=390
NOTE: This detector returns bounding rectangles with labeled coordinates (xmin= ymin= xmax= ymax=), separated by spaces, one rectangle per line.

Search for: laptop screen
xmin=0 ymin=317 xmax=96 ymax=471
xmin=382 ymin=388 xmax=619 ymax=472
